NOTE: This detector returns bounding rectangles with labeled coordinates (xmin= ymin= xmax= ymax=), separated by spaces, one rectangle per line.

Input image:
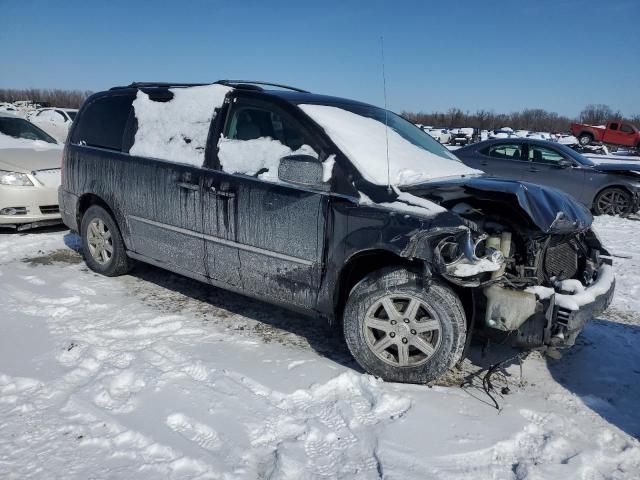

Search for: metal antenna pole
xmin=380 ymin=36 xmax=391 ymax=193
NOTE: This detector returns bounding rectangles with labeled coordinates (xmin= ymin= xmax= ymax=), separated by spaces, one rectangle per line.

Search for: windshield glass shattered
xmin=299 ymin=103 xmax=481 ymax=186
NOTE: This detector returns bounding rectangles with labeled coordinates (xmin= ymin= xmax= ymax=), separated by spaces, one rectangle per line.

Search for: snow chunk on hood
xmin=358 ymin=187 xmax=446 ymax=216
xmin=218 ymin=137 xmax=318 ymax=182
xmin=299 ymin=104 xmax=481 ymax=187
xmin=130 ymin=84 xmax=232 ymax=166
xmin=0 ymin=133 xmax=60 ymax=151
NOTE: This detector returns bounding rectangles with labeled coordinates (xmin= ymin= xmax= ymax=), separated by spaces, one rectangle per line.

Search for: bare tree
xmin=578 ymin=104 xmax=622 ymax=126
xmin=0 ymin=88 xmax=92 ymax=108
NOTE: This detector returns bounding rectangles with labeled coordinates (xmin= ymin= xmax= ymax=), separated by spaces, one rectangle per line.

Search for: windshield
xmin=0 ymin=117 xmax=57 ymax=143
xmin=298 ymin=103 xmax=481 ymax=186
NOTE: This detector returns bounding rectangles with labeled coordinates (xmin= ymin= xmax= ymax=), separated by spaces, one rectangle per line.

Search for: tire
xmin=342 ymin=267 xmax=466 ymax=384
xmin=80 ymin=205 xmax=133 ymax=276
xmin=593 ymin=187 xmax=634 ymax=216
xmin=579 ymin=133 xmax=593 ymax=146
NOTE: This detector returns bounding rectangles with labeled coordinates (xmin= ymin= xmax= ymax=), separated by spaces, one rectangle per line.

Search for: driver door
xmin=521 ymin=144 xmax=587 ymax=203
xmin=203 ymin=96 xmax=328 ymax=309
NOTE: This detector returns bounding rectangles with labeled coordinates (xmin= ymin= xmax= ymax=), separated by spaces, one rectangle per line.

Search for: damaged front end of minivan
xmin=399 ymin=177 xmax=615 ymax=350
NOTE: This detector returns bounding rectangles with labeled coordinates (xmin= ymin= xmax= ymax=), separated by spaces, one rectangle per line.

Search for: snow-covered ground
xmin=1 ymin=218 xmax=639 ymax=479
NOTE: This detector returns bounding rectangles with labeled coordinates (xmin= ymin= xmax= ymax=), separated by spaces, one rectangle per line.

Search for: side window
xmin=610 ymin=122 xmax=619 ymax=130
xmin=72 ymin=95 xmax=134 ymax=151
xmin=529 ymin=145 xmax=565 ymax=164
xmin=484 ymin=143 xmax=525 ymax=160
xmin=218 ymin=102 xmax=319 ymax=181
xmin=621 ymin=124 xmax=634 ymax=134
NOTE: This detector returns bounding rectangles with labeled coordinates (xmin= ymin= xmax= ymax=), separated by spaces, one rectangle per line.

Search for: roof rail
xmin=110 ymin=82 xmax=208 ymax=90
xmin=109 ymin=80 xmax=310 ymax=93
xmin=215 ymin=80 xmax=310 ymax=93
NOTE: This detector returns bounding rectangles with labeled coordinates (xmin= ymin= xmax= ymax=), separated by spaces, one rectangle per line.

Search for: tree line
xmin=0 ymin=88 xmax=92 ymax=109
xmin=1 ymin=88 xmax=637 ymax=132
xmin=403 ymin=104 xmax=640 ymax=133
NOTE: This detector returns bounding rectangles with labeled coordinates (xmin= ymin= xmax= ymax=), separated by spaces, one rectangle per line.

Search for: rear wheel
xmin=342 ymin=267 xmax=466 ymax=384
xmin=579 ymin=133 xmax=593 ymax=146
xmin=593 ymin=187 xmax=633 ymax=216
xmin=80 ymin=205 xmax=133 ymax=276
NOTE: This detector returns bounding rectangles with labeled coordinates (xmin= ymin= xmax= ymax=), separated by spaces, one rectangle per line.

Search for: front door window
xmin=218 ymin=103 xmax=319 ymax=182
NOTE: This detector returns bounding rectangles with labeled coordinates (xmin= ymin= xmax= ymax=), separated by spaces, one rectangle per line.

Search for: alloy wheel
xmin=363 ymin=294 xmax=442 ymax=367
xmin=597 ymin=190 xmax=630 ymax=215
xmin=86 ymin=218 xmax=113 ymax=265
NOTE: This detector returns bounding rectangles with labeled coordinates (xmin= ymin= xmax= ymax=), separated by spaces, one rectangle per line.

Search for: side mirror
xmin=278 ymin=155 xmax=329 ymax=190
xmin=558 ymin=159 xmax=573 ymax=169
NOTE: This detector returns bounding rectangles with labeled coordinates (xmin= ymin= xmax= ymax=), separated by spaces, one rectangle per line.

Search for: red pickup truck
xmin=570 ymin=121 xmax=640 ymax=149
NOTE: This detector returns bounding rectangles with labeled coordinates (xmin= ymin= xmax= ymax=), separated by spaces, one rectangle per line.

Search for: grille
xmin=40 ymin=205 xmax=60 ymax=215
xmin=544 ymin=242 xmax=578 ymax=280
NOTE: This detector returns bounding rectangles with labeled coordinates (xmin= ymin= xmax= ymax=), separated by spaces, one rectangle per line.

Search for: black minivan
xmin=59 ymin=80 xmax=614 ymax=383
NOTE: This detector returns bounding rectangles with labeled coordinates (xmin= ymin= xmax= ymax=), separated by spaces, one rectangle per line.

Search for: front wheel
xmin=343 ymin=267 xmax=467 ymax=384
xmin=80 ymin=205 xmax=133 ymax=276
xmin=593 ymin=187 xmax=634 ymax=216
xmin=579 ymin=133 xmax=593 ymax=146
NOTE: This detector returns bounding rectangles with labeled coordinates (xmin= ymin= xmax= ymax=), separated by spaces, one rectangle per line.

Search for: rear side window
xmin=621 ymin=124 xmax=634 ymax=134
xmin=73 ymin=94 xmax=134 ymax=151
xmin=482 ymin=143 xmax=525 ymax=160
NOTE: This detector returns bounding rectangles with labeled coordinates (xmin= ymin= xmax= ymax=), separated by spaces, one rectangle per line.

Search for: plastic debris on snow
xmin=299 ymin=103 xmax=481 ymax=186
xmin=130 ymin=84 xmax=232 ymax=166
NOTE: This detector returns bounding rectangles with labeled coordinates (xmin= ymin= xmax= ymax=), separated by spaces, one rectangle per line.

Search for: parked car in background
xmin=526 ymin=132 xmax=554 ymax=141
xmin=556 ymin=133 xmax=579 ymax=146
xmin=29 ymin=108 xmax=78 ymax=142
xmin=449 ymin=127 xmax=473 ymax=145
xmin=0 ymin=112 xmax=63 ymax=230
xmin=570 ymin=121 xmax=640 ymax=149
xmin=489 ymin=128 xmax=518 ymax=139
xmin=455 ymin=138 xmax=640 ymax=215
xmin=59 ymin=80 xmax=613 ymax=384
xmin=426 ymin=128 xmax=451 ymax=144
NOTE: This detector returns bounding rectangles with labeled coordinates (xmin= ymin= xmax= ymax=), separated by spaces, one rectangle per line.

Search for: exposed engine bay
xmin=403 ymin=177 xmax=615 ymax=350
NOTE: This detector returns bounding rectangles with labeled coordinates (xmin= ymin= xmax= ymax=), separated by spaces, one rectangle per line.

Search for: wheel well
xmin=334 ymin=250 xmax=419 ymax=323
xmin=579 ymin=131 xmax=594 ymax=139
xmin=76 ymin=193 xmax=115 ymax=228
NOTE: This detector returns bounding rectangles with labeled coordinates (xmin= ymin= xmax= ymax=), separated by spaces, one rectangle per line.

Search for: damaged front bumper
xmin=486 ymin=265 xmax=615 ymax=348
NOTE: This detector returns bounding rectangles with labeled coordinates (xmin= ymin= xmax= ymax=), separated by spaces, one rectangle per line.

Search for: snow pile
xmin=593 ymin=215 xmax=640 ymax=313
xmin=299 ymin=104 xmax=481 ymax=186
xmin=2 ymin=223 xmax=640 ymax=478
xmin=218 ymin=136 xmax=318 ymax=181
xmin=130 ymin=84 xmax=232 ymax=166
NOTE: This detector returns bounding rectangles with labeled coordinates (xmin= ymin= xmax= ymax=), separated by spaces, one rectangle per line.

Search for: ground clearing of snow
xmin=0 ymin=219 xmax=639 ymax=479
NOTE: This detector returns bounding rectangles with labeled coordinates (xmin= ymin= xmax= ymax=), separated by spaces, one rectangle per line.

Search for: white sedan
xmin=0 ymin=112 xmax=63 ymax=230
xmin=425 ymin=128 xmax=451 ymax=144
xmin=29 ymin=108 xmax=78 ymax=142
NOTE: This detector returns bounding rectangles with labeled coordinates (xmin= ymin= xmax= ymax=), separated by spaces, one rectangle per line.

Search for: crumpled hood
xmin=0 ymin=147 xmax=63 ymax=173
xmin=404 ymin=176 xmax=593 ymax=234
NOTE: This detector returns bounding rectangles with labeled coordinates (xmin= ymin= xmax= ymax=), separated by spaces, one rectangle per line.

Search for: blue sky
xmin=2 ymin=0 xmax=639 ymax=116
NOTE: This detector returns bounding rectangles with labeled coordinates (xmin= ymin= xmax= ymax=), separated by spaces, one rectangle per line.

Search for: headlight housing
xmin=0 ymin=170 xmax=34 ymax=186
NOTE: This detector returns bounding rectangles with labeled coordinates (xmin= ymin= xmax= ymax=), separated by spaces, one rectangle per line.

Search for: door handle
xmin=480 ymin=161 xmax=488 ymax=166
xmin=176 ymin=181 xmax=200 ymax=191
xmin=529 ymin=168 xmax=540 ymax=172
xmin=209 ymin=186 xmax=235 ymax=199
